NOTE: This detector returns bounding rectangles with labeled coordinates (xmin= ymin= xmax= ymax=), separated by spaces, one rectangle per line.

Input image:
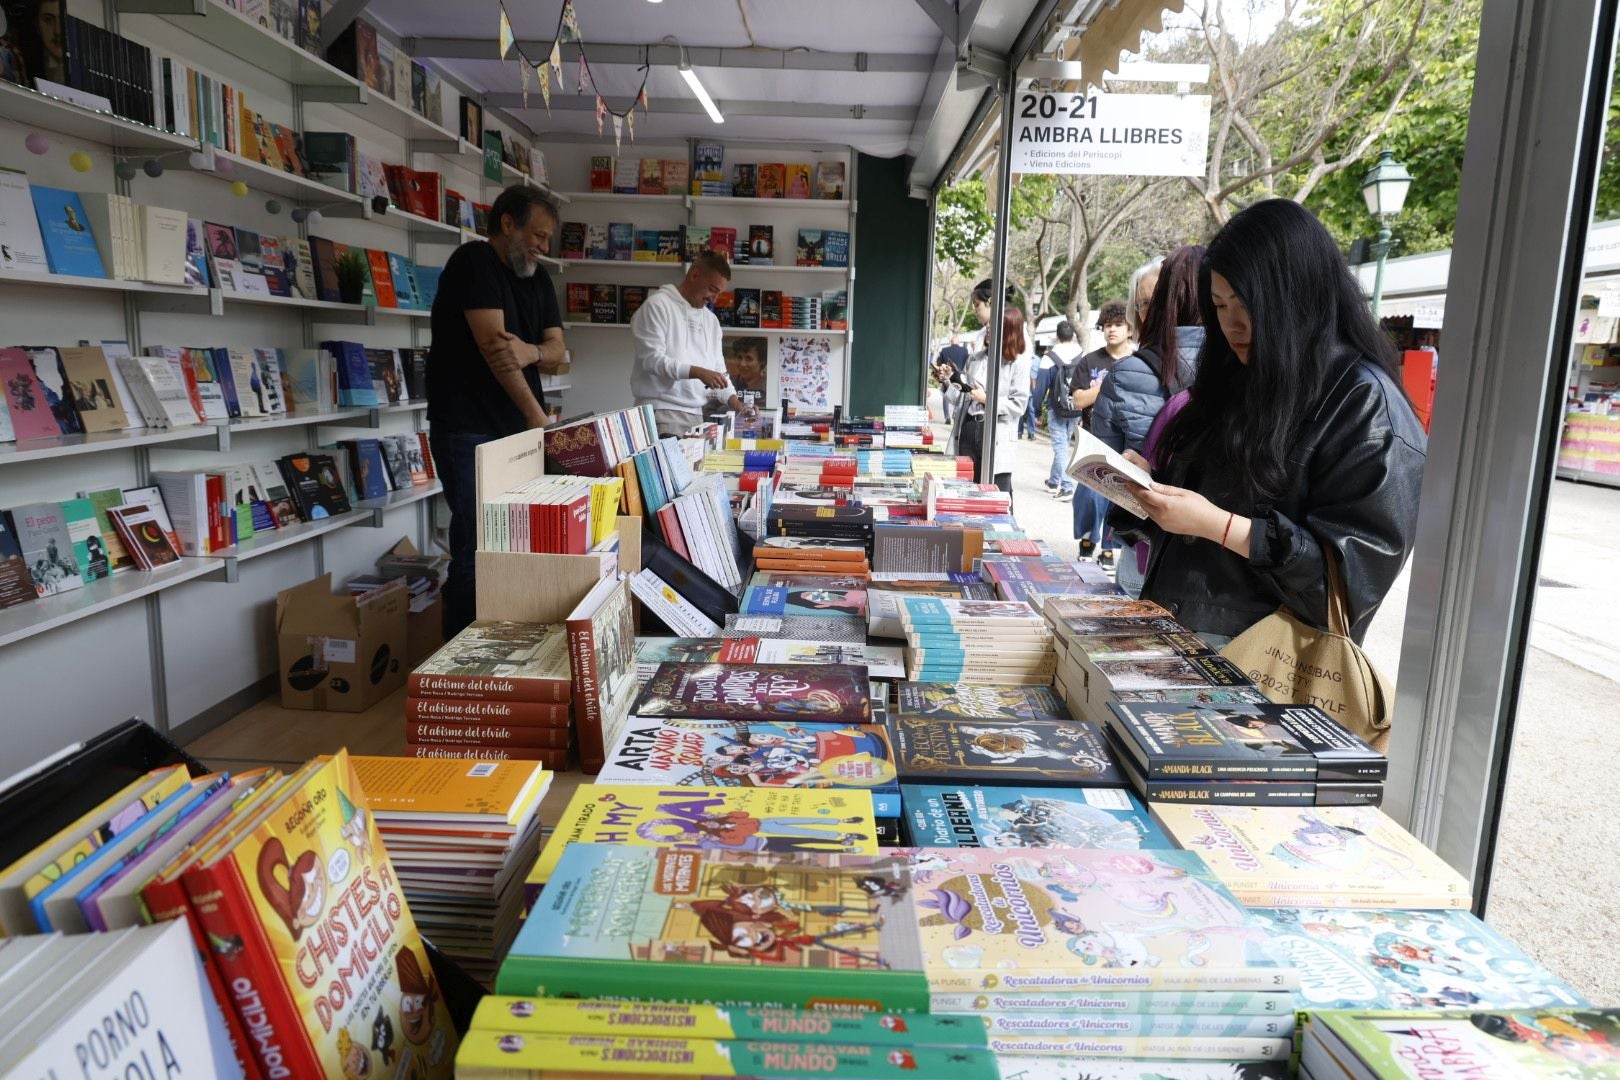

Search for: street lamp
xmin=1360 ymin=149 xmax=1413 ymax=319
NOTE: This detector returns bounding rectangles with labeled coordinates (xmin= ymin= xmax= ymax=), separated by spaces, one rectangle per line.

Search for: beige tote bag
xmin=1219 ymin=553 xmax=1393 ymax=753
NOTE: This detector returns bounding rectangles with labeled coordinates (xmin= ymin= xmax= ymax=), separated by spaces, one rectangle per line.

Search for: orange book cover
xmin=366 ymin=250 xmax=398 ymax=307
xmin=182 ymin=752 xmax=457 ymax=1078
xmin=350 ymin=756 xmax=549 ymax=827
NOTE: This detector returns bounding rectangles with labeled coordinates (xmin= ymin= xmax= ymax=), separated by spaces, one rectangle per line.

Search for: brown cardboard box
xmin=275 ymin=573 xmax=408 ymax=711
xmin=380 ymin=536 xmax=446 ymax=666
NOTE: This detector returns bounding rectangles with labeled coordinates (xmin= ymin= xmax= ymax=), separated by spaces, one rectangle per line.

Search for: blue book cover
xmin=387 ymin=252 xmax=417 ymax=309
xmin=29 ymin=187 xmax=106 ymax=277
xmin=632 ymin=449 xmax=668 ymax=513
xmin=210 ymin=348 xmax=241 ymax=417
xmin=321 ymin=340 xmax=379 ymax=406
xmin=608 ymin=222 xmax=634 ymax=260
xmin=1247 ymin=907 xmax=1586 ymax=1011
xmin=740 ymin=584 xmax=867 ymax=618
xmin=902 ymin=783 xmax=1171 ymax=850
xmin=824 ymin=229 xmax=850 ymax=268
xmin=351 ymin=438 xmax=390 ymax=499
xmin=414 ymin=265 xmax=442 ymax=306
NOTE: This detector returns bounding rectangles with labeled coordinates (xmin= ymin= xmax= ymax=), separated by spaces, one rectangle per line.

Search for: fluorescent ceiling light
xmin=679 ymin=62 xmax=724 ymax=124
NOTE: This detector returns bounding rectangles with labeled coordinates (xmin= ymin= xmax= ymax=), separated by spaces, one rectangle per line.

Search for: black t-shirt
xmin=935 ymin=343 xmax=969 ymax=377
xmin=427 ymin=240 xmax=563 ymax=435
xmin=1074 ymin=347 xmax=1118 ymax=428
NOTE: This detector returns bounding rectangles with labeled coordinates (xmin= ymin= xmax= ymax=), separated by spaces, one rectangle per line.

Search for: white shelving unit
xmin=0 ymin=560 xmax=226 ymax=650
xmin=0 ymin=81 xmax=199 ymax=150
xmin=0 ymin=267 xmax=208 ymax=298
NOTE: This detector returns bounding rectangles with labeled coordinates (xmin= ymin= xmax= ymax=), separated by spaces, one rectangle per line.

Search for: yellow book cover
xmin=350 ymin=756 xmax=551 ymax=826
xmin=186 ymin=750 xmax=458 ymax=1077
xmin=590 ymin=478 xmax=624 ymax=547
xmin=530 ymin=784 xmax=878 ymax=887
xmin=0 ymin=763 xmax=190 ymax=935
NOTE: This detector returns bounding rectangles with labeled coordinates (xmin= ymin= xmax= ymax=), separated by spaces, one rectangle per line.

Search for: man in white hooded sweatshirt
xmin=631 ymin=250 xmax=747 ymax=437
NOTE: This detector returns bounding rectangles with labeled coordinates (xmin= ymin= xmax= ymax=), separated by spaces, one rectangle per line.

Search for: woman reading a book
xmin=1116 ymin=199 xmax=1425 ymax=650
xmin=941 ymin=286 xmax=1032 ymax=503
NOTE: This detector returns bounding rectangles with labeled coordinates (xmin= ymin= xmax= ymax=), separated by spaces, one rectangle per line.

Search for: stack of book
xmin=983 ymin=556 xmax=1115 ymax=603
xmin=923 ymin=474 xmax=1014 ymax=519
xmin=903 ymin=781 xmax=1171 ymax=850
xmin=406 ymin=621 xmax=574 ymax=764
xmin=752 ymin=535 xmax=872 ymax=575
xmin=1298 ymin=1008 xmax=1619 ymax=1080
xmin=456 ymin=996 xmax=997 ymax=1079
xmin=351 ymin=755 xmax=551 ymax=985
xmin=1105 ymin=700 xmax=1389 ymax=805
xmin=479 ymin=474 xmax=624 ymax=555
xmin=865 ymin=577 xmax=997 ymax=639
xmin=897 ymin=595 xmax=1056 ymax=685
xmin=1152 ymin=804 xmax=1473 ymax=909
xmin=632 ymin=635 xmax=905 ymax=686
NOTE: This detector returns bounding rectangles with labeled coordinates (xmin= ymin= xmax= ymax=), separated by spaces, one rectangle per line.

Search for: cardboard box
xmin=275 ymin=573 xmax=408 ymax=711
xmin=378 ymin=536 xmax=447 ymax=666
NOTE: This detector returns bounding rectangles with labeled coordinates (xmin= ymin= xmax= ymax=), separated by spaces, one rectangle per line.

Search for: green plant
xmin=335 ymin=250 xmax=369 ymax=304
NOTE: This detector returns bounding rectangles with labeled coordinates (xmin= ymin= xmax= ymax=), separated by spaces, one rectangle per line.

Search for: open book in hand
xmin=1066 ymin=427 xmax=1154 ymax=518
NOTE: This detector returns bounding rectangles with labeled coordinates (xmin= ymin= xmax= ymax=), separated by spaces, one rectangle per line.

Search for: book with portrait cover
xmin=886 ymin=713 xmax=1122 ymax=786
xmin=722 ymin=614 xmax=868 ymax=644
xmin=1106 ymin=701 xmax=1386 ymax=782
xmin=631 ymin=662 xmax=872 ymax=724
xmin=903 ymin=784 xmax=1171 ymax=851
xmin=409 ymin=620 xmax=571 ymax=703
xmin=595 ymin=717 xmax=901 ymax=817
xmin=740 ymin=583 xmax=868 ymax=619
xmin=9 ymin=501 xmax=82 ymax=596
xmin=530 ymin=784 xmax=879 ymax=886
xmin=1091 ymin=654 xmax=1251 ymax=694
xmin=893 ymin=682 xmax=1068 ymax=723
xmin=498 ymin=845 xmax=929 ymax=1011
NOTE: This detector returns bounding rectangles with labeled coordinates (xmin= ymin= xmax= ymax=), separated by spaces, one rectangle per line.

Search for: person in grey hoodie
xmin=631 ymin=250 xmax=748 ymax=437
xmin=1091 ymin=244 xmax=1206 ymax=589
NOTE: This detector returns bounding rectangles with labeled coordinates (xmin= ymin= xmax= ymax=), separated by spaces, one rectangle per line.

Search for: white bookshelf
xmin=0 ymin=80 xmax=199 ymax=150
xmin=207 ymin=482 xmax=442 ymax=578
xmin=115 ymin=0 xmax=362 ymax=91
xmin=193 ymin=148 xmax=365 ymax=204
xmin=0 ymin=267 xmax=208 ymax=298
xmin=0 ymin=560 xmax=225 ymax=650
xmin=560 ymin=192 xmax=686 ymax=206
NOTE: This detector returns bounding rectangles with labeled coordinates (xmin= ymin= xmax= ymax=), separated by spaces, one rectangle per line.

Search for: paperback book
xmin=634 ymin=637 xmax=905 ymax=683
xmin=886 ymin=714 xmax=1122 ymax=785
xmin=1106 ymin=701 xmax=1387 ymax=780
xmin=1305 ymin=1009 xmax=1620 ymax=1080
xmin=631 ymin=662 xmax=873 ymax=724
xmin=894 ymin=682 xmax=1069 ymax=722
xmin=722 ymin=614 xmax=869 ymax=644
xmin=903 ymin=784 xmax=1171 ymax=850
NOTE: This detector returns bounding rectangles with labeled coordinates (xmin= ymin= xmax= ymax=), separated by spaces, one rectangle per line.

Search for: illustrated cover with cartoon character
xmin=1152 ymin=805 xmax=1472 ymax=909
xmin=894 ymin=683 xmax=1069 ymax=723
xmin=631 ymin=662 xmax=873 ymax=724
xmin=1106 ymin=700 xmax=1387 ymax=781
xmin=595 ymin=717 xmax=902 ymax=817
xmin=531 ymin=784 xmax=880 ymax=886
xmin=886 ymin=714 xmax=1123 ymax=786
xmin=499 ymin=844 xmax=930 ymax=1011
xmin=206 ymin=750 xmax=457 ymax=1077
xmin=903 ymin=847 xmax=1295 ymax=994
xmin=902 ymin=784 xmax=1171 ymax=851
xmin=1310 ymin=1008 xmax=1620 ymax=1080
xmin=1247 ymin=907 xmax=1585 ymax=1011
xmin=993 ymin=1059 xmax=1290 ymax=1080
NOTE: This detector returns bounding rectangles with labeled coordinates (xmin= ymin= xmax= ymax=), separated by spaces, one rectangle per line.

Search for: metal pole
xmin=1371 ymin=224 xmax=1392 ymax=319
xmin=923 ymin=186 xmax=939 ymax=409
xmin=979 ymin=80 xmax=1017 ymax=487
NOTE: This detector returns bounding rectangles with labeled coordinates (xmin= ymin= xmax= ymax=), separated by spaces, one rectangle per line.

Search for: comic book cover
xmin=595 ymin=717 xmax=902 ymax=817
xmin=186 ymin=750 xmax=457 ymax=1077
xmin=499 ymin=845 xmax=930 ymax=1011
xmin=634 ymin=637 xmax=904 ymax=686
xmin=1106 ymin=701 xmax=1387 ymax=781
xmin=894 ymin=683 xmax=1068 ymax=723
xmin=905 ymin=847 xmax=1295 ymax=993
xmin=902 ymin=784 xmax=1171 ymax=850
xmin=531 ymin=784 xmax=879 ymax=884
xmin=886 ymin=714 xmax=1123 ymax=786
xmin=1247 ymin=907 xmax=1585 ymax=1011
xmin=631 ymin=662 xmax=873 ymax=724
xmin=1152 ymin=805 xmax=1472 ymax=909
xmin=1310 ymin=1009 xmax=1620 ymax=1080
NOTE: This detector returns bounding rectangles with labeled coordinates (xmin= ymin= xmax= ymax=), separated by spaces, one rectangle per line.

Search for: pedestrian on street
xmin=1072 ymin=300 xmax=1133 ymax=555
xmin=1041 ymin=319 xmax=1086 ymax=499
xmin=935 ymin=333 xmax=968 ymax=422
xmin=943 ymin=298 xmax=1031 ymax=507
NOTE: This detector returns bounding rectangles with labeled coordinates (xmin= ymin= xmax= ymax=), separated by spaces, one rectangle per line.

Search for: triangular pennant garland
xmin=577 ymin=53 xmax=589 ymax=93
xmin=638 ymin=85 xmax=650 ymax=117
xmin=520 ymin=60 xmax=530 ymax=107
xmin=625 ymin=108 xmax=635 ymax=142
xmin=611 ymin=113 xmax=622 ymax=152
xmin=594 ymin=95 xmax=606 ymax=135
xmin=549 ymin=40 xmax=563 ymax=81
xmin=539 ymin=64 xmax=552 ymax=115
xmin=560 ymin=0 xmax=582 ymax=44
xmin=497 ymin=5 xmax=515 ymax=62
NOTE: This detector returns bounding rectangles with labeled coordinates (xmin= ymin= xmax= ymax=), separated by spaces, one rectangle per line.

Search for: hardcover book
xmin=740 ymin=583 xmax=868 ymax=618
xmin=631 ymin=662 xmax=873 ymax=724
xmin=893 ymin=683 xmax=1068 ymax=722
xmin=1152 ymin=804 xmax=1473 ymax=908
xmin=596 ymin=717 xmax=902 ymax=817
xmin=498 ymin=845 xmax=929 ymax=1011
xmin=409 ymin=620 xmax=572 ymax=702
xmin=1247 ymin=906 xmax=1584 ymax=1011
xmin=1106 ymin=701 xmax=1387 ymax=781
xmin=906 ymin=847 xmax=1294 ymax=993
xmin=532 ymin=784 xmax=879 ymax=885
xmin=1307 ymin=1009 xmax=1620 ymax=1080
xmin=903 ymin=784 xmax=1171 ymax=850
xmin=722 ymin=614 xmax=868 ymax=644
xmin=565 ymin=575 xmax=639 ymax=770
xmin=886 ymin=714 xmax=1122 ymax=786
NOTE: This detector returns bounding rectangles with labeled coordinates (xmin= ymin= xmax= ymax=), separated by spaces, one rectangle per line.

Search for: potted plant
xmin=335 ymin=250 xmax=369 ymax=305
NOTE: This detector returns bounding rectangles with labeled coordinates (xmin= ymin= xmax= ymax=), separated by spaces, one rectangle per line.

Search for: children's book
xmin=1152 ymin=804 xmax=1473 ymax=908
xmin=887 ymin=714 xmax=1123 ymax=786
xmin=906 ymin=847 xmax=1295 ymax=993
xmin=531 ymin=784 xmax=879 ymax=885
xmin=894 ymin=682 xmax=1069 ymax=722
xmin=1307 ymin=1009 xmax=1620 ymax=1080
xmin=631 ymin=661 xmax=873 ymax=724
xmin=596 ymin=717 xmax=903 ymax=817
xmin=498 ymin=845 xmax=929 ymax=1010
xmin=903 ymin=784 xmax=1170 ymax=850
xmin=1106 ymin=700 xmax=1386 ymax=781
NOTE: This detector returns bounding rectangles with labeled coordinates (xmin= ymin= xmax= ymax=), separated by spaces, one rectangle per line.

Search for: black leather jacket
xmin=1117 ymin=350 xmax=1427 ymax=643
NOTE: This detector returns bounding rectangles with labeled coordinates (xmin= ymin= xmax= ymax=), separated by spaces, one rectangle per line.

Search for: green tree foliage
xmin=934 ymin=179 xmax=993 ymax=275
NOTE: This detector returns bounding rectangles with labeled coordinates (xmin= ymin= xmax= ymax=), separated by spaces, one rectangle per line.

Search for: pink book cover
xmin=0 ymin=348 xmax=65 ymax=441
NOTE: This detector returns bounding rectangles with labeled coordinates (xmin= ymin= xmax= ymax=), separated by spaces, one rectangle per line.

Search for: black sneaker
xmin=1098 ymin=549 xmax=1116 ymax=569
xmin=1044 ymin=479 xmax=1059 ymax=491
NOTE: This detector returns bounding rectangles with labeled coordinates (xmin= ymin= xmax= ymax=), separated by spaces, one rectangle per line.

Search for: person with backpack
xmin=1040 ymin=320 xmax=1086 ymax=499
xmin=1071 ymin=300 xmax=1132 ymax=561
xmin=1090 ymin=245 xmax=1206 ymax=595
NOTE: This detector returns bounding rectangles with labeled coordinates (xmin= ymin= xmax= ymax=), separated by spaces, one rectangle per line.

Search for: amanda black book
xmin=1105 ymin=700 xmax=1387 ymax=782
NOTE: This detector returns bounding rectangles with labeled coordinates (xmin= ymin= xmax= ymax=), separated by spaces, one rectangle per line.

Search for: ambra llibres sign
xmin=1009 ymin=92 xmax=1212 ymax=177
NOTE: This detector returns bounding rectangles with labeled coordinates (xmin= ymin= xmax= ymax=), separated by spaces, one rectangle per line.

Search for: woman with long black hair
xmin=1122 ymin=199 xmax=1426 ymax=646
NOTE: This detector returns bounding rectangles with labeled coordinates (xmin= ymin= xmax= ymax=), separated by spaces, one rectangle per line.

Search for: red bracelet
xmin=1221 ymin=512 xmax=1234 ymax=550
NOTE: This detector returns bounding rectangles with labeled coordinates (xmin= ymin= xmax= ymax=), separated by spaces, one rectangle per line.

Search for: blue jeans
xmin=1047 ymin=414 xmax=1078 ymax=491
xmin=429 ymin=430 xmax=500 ymax=638
xmin=1073 ymin=487 xmax=1113 ymax=547
xmin=1021 ymin=367 xmax=1053 ymax=436
xmin=1115 ymin=543 xmax=1147 ymax=598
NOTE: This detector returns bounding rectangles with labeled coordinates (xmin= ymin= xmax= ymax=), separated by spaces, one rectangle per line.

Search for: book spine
xmin=140 ymin=875 xmax=267 ymax=1080
xmin=982 ymin=1034 xmax=1292 ymax=1060
xmin=929 ymin=990 xmax=1294 ymax=1017
xmin=404 ymin=743 xmax=569 ymax=765
xmin=181 ymin=857 xmax=323 ymax=1078
xmin=566 ymin=615 xmax=605 ymax=771
xmin=405 ymin=698 xmax=572 ymax=725
xmin=926 ymin=966 xmax=1299 ymax=994
xmin=407 ymin=673 xmax=571 ymax=703
xmin=407 ymin=721 xmax=572 ymax=748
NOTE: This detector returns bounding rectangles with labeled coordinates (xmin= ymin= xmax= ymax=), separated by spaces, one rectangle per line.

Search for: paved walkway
xmin=996 ymin=424 xmax=1620 ymax=1001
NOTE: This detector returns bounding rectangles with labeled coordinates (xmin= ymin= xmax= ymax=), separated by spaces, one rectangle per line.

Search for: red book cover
xmin=405 ymin=697 xmax=571 ymax=726
xmin=205 ymin=473 xmax=229 ymax=551
xmin=566 ymin=493 xmax=590 ymax=554
xmin=405 ymin=743 xmax=569 ymax=765
xmin=382 ymin=163 xmax=411 ymax=209
xmin=367 ymin=250 xmax=398 ymax=307
xmin=655 ymin=504 xmax=689 ymax=561
xmin=176 ymin=351 xmax=208 ymax=423
xmin=708 ymin=226 xmax=737 ymax=256
xmin=543 ymin=418 xmax=613 ymax=476
xmin=589 ymin=156 xmax=613 ymax=192
xmin=416 ymin=433 xmax=436 ymax=478
xmin=407 ymin=721 xmax=571 ymax=748
xmin=406 ymin=169 xmax=442 ymax=221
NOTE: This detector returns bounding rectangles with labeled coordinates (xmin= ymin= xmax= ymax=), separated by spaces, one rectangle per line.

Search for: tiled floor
xmin=186 ymin=687 xmax=587 ymax=823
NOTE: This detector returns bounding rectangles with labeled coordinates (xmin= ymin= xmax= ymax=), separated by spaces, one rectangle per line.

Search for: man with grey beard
xmin=427 ymin=185 xmax=566 ymax=636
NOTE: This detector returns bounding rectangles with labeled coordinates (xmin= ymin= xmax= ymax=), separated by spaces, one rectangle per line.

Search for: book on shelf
xmin=559 ymin=221 xmax=586 ymax=259
xmin=619 ymin=284 xmax=649 ymax=322
xmin=638 ymin=158 xmax=665 ymax=195
xmin=785 ymin=163 xmax=813 ymax=198
xmin=683 ymin=225 xmax=713 ymax=262
xmin=825 ymin=229 xmax=850 ymax=267
xmin=748 ymin=224 xmax=775 ymax=265
xmin=6 ymin=501 xmax=83 ymax=596
xmin=0 ymin=168 xmax=47 ymax=275
xmin=613 ymin=157 xmax=639 ymax=194
xmin=584 ymin=222 xmax=609 ymax=260
xmin=589 ymin=156 xmax=613 ymax=191
xmin=733 ymin=163 xmax=758 ymax=197
xmin=608 ymin=221 xmax=633 ymax=260
xmin=815 ymin=161 xmax=847 ymax=199
xmin=277 ymin=452 xmax=352 ymax=520
xmin=564 ymin=281 xmax=590 ymax=322
xmin=590 ymin=282 xmax=619 ymax=323
xmin=410 ymin=620 xmax=572 ymax=703
xmin=633 ymin=229 xmax=660 ymax=261
xmin=29 ymin=186 xmax=105 ymax=277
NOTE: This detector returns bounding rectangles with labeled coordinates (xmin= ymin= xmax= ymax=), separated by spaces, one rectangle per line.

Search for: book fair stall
xmin=0 ymin=0 xmax=1614 ymax=1077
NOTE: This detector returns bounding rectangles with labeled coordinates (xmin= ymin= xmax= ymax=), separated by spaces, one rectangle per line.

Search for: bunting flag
xmin=520 ymin=61 xmax=530 ymax=107
xmin=577 ymin=53 xmax=589 ymax=93
xmin=611 ymin=113 xmax=623 ymax=151
xmin=549 ymin=40 xmax=563 ymax=81
xmin=559 ymin=0 xmax=582 ymax=44
xmin=594 ymin=95 xmax=607 ymax=135
xmin=539 ymin=64 xmax=552 ymax=114
xmin=638 ymin=85 xmax=650 ymax=117
xmin=625 ymin=108 xmax=635 ymax=142
xmin=497 ymin=6 xmax=515 ymax=61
